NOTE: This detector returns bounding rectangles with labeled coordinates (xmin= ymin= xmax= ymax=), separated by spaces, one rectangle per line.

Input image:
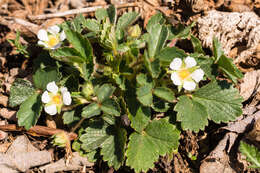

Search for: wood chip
xmin=240 ymin=70 xmax=260 ymax=101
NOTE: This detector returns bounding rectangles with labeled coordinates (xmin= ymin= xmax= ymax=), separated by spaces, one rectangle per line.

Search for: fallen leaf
xmin=240 ymin=70 xmax=260 ymax=101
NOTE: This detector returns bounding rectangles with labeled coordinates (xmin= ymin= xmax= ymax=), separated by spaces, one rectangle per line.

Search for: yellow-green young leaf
xmin=83 ymin=19 xmax=100 ymax=32
xmin=33 ymin=67 xmax=60 ymax=90
xmin=82 ymin=103 xmax=101 ymax=118
xmin=174 ymin=95 xmax=208 ymax=132
xmin=79 ymin=119 xmax=126 ymax=170
xmin=193 ymin=81 xmax=243 ymax=124
xmin=217 ymin=55 xmax=243 ymax=84
xmin=153 ymin=87 xmax=175 ymax=102
xmin=100 ymin=99 xmax=120 ymax=116
xmin=9 ymin=79 xmax=35 ymax=107
xmin=126 ymin=118 xmax=180 ymax=173
xmin=240 ymin=141 xmax=260 ymax=168
xmin=17 ymin=93 xmax=42 ymax=130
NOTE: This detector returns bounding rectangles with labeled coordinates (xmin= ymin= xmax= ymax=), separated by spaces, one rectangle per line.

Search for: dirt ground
xmin=1 ymin=0 xmax=260 ymax=172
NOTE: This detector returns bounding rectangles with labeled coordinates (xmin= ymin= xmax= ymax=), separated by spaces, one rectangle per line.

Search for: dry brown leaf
xmin=0 ymin=94 xmax=8 ymax=107
xmin=240 ymin=70 xmax=260 ymax=101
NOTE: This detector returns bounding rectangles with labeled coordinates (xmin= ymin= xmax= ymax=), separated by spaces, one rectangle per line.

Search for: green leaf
xmin=125 ymin=85 xmax=151 ymax=133
xmin=83 ymin=19 xmax=100 ymax=32
xmin=144 ymin=55 xmax=161 ymax=78
xmin=95 ymin=8 xmax=108 ymax=21
xmin=101 ymin=99 xmax=120 ymax=116
xmin=152 ymin=98 xmax=170 ymax=113
xmin=33 ymin=66 xmax=60 ymax=90
xmin=195 ymin=55 xmax=218 ymax=79
xmin=82 ymin=103 xmax=101 ymax=118
xmin=192 ymin=81 xmax=243 ymax=124
xmin=146 ymin=13 xmax=165 ymax=33
xmin=80 ymin=119 xmax=127 ymax=170
xmin=136 ymin=85 xmax=153 ymax=106
xmin=116 ymin=12 xmax=139 ymax=40
xmin=96 ymin=84 xmax=116 ymax=102
xmin=240 ymin=141 xmax=260 ymax=168
xmin=190 ymin=35 xmax=205 ymax=54
xmin=17 ymin=93 xmax=42 ymax=130
xmin=126 ymin=119 xmax=180 ymax=173
xmin=9 ymin=79 xmax=35 ymax=107
xmin=174 ymin=95 xmax=208 ymax=132
xmin=107 ymin=5 xmax=116 ymax=24
xmin=156 ymin=47 xmax=187 ymax=65
xmin=51 ymin=47 xmax=85 ymax=63
xmin=64 ymin=26 xmax=93 ymax=61
xmin=213 ymin=37 xmax=224 ymax=62
xmin=168 ymin=22 xmax=194 ymax=40
xmin=63 ymin=110 xmax=80 ymax=124
xmin=217 ymin=55 xmax=243 ymax=84
xmin=148 ymin=24 xmax=168 ymax=58
xmin=153 ymin=87 xmax=175 ymax=102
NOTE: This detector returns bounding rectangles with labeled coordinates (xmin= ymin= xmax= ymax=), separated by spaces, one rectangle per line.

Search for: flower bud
xmin=82 ymin=82 xmax=94 ymax=99
xmin=128 ymin=25 xmax=141 ymax=38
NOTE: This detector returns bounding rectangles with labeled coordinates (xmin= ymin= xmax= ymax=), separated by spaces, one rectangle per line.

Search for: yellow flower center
xmin=178 ymin=69 xmax=190 ymax=80
xmin=48 ymin=35 xmax=59 ymax=47
xmin=52 ymin=95 xmax=62 ymax=105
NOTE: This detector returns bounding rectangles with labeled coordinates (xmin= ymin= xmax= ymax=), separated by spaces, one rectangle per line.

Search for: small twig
xmin=28 ymin=2 xmax=139 ymax=20
xmin=71 ymin=117 xmax=86 ymax=133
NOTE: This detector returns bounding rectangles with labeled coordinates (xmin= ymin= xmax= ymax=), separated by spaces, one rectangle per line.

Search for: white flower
xmin=37 ymin=25 xmax=66 ymax=49
xmin=170 ymin=57 xmax=204 ymax=91
xmin=41 ymin=81 xmax=72 ymax=115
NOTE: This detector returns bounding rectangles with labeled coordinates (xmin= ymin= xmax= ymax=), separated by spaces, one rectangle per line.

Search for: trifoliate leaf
xmin=17 ymin=93 xmax=42 ymax=130
xmin=80 ymin=119 xmax=127 ymax=170
xmin=126 ymin=119 xmax=180 ymax=173
xmin=9 ymin=79 xmax=35 ymax=107
xmin=153 ymin=87 xmax=175 ymax=102
xmin=82 ymin=103 xmax=101 ymax=118
xmin=33 ymin=66 xmax=60 ymax=90
xmin=240 ymin=141 xmax=260 ymax=168
xmin=174 ymin=95 xmax=208 ymax=132
xmin=217 ymin=55 xmax=243 ymax=84
xmin=100 ymin=99 xmax=120 ymax=116
xmin=96 ymin=84 xmax=115 ymax=102
xmin=193 ymin=81 xmax=243 ymax=124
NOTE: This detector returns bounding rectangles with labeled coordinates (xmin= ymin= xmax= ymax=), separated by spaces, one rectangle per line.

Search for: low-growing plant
xmin=9 ymin=5 xmax=244 ymax=172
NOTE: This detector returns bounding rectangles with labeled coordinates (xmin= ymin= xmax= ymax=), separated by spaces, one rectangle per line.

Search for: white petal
xmin=62 ymin=91 xmax=72 ymax=105
xmin=48 ymin=25 xmax=60 ymax=34
xmin=44 ymin=104 xmax=57 ymax=115
xmin=51 ymin=42 xmax=62 ymax=50
xmin=171 ymin=72 xmax=182 ymax=86
xmin=37 ymin=40 xmax=48 ymax=48
xmin=37 ymin=29 xmax=48 ymax=41
xmin=41 ymin=91 xmax=51 ymax=103
xmin=170 ymin=58 xmax=182 ymax=70
xmin=183 ymin=81 xmax=196 ymax=91
xmin=191 ymin=69 xmax=204 ymax=83
xmin=184 ymin=56 xmax=197 ymax=68
xmin=60 ymin=87 xmax=68 ymax=93
xmin=47 ymin=81 xmax=59 ymax=94
xmin=60 ymin=30 xmax=66 ymax=41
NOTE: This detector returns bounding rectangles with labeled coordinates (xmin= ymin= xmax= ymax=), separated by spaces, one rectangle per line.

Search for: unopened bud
xmin=128 ymin=25 xmax=141 ymax=38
